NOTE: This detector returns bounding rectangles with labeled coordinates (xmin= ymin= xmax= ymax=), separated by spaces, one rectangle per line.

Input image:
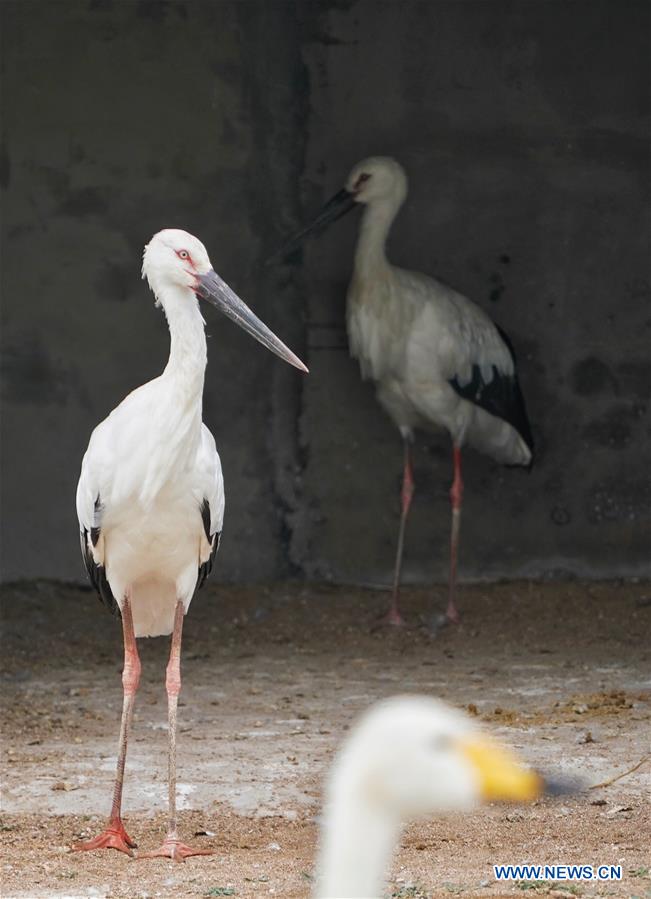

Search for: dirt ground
xmin=1 ymin=580 xmax=650 ymax=899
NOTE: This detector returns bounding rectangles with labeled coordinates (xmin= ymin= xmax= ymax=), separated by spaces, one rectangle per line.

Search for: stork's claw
xmin=137 ymin=837 xmax=213 ymax=862
xmin=73 ymin=819 xmax=137 ymax=856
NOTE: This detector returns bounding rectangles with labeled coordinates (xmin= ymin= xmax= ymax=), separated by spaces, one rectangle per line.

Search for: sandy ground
xmin=1 ymin=579 xmax=650 ymax=899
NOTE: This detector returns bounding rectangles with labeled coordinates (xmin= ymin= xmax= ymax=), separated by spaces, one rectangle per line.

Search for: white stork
xmin=74 ymin=229 xmax=307 ymax=860
xmin=274 ymin=157 xmax=533 ymax=627
xmin=314 ymin=695 xmax=543 ymax=898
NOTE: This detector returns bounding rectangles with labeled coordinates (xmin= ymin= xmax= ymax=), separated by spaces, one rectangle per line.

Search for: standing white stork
xmin=274 ymin=157 xmax=533 ymax=627
xmin=74 ymin=229 xmax=307 ymax=860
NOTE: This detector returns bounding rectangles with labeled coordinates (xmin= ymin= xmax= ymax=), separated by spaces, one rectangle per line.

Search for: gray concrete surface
xmin=1 ymin=1 xmax=649 ymax=584
xmin=290 ymin=0 xmax=651 ymax=584
xmin=1 ymin=1 xmax=306 ymax=581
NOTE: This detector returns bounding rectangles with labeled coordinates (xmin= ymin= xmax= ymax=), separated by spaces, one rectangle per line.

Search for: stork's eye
xmin=356 ymin=173 xmax=371 ymax=187
xmin=177 ymin=250 xmax=189 ymax=260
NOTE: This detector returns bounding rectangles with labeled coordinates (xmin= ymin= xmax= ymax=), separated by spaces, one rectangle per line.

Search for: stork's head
xmin=269 ymin=156 xmax=408 ymax=262
xmin=142 ymin=229 xmax=212 ymax=294
xmin=142 ymin=229 xmax=307 ymax=372
xmin=329 ymin=696 xmax=543 ymax=820
xmin=344 ymin=156 xmax=408 ymax=207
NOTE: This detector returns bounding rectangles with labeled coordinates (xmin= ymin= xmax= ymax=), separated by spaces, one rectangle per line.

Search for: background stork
xmin=274 ymin=156 xmax=533 ymax=627
xmin=74 ymin=229 xmax=307 ymax=860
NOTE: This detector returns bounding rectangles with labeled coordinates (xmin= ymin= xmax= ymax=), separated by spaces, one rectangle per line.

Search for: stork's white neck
xmin=158 ymin=285 xmax=207 ymax=402
xmin=353 ymin=196 xmax=401 ymax=280
xmin=315 ymin=790 xmax=400 ymax=899
xmin=132 ymin=284 xmax=207 ymax=510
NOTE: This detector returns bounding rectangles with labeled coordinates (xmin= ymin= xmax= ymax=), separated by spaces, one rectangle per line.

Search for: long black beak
xmin=196 ymin=270 xmax=308 ymax=373
xmin=269 ymin=188 xmax=357 ymax=263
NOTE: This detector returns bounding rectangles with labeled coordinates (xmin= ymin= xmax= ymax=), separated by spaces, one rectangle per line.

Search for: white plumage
xmin=315 ymin=695 xmax=543 ymax=899
xmin=348 ymin=263 xmax=530 ymax=466
xmin=74 ymin=228 xmax=306 ymax=860
xmin=276 ymin=156 xmax=533 ymax=625
xmin=76 ymin=279 xmax=224 ymax=637
xmin=78 ymin=423 xmax=222 ymax=637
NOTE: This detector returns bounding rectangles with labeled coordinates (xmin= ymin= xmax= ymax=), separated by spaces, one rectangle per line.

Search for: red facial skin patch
xmin=175 ymin=250 xmax=199 ymax=289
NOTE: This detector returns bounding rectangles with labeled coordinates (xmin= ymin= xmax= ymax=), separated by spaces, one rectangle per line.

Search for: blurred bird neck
xmin=159 ymin=286 xmax=207 ymax=402
xmin=316 ymin=792 xmax=399 ymax=898
xmin=354 ymin=198 xmax=399 ymax=279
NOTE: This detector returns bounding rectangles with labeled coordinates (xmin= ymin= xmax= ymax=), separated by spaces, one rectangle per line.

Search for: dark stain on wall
xmin=1 ymin=334 xmax=72 ymax=406
xmin=488 ymin=254 xmax=511 ymax=302
xmin=571 ymin=357 xmax=619 ymax=397
xmin=617 ymin=361 xmax=651 ymax=399
xmin=59 ymin=187 xmax=109 ymax=218
xmin=582 ymin=405 xmax=641 ymax=450
xmin=488 ymin=272 xmax=505 ymax=303
xmin=0 ymin=142 xmax=10 ymax=189
xmin=94 ymin=261 xmax=132 ymax=303
xmin=136 ymin=1 xmax=187 ymax=23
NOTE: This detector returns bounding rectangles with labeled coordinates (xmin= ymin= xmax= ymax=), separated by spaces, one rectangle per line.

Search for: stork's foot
xmin=137 ymin=837 xmax=213 ymax=862
xmin=382 ymin=606 xmax=407 ymax=627
xmin=372 ymin=603 xmax=407 ymax=630
xmin=73 ymin=819 xmax=137 ymax=856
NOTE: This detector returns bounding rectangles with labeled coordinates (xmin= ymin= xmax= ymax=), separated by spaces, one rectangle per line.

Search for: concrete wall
xmin=288 ymin=0 xmax=651 ymax=583
xmin=0 ymin=0 xmax=307 ymax=581
xmin=2 ymin=0 xmax=649 ymax=584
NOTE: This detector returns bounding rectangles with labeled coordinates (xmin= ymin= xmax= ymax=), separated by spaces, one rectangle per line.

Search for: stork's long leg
xmin=446 ymin=445 xmax=463 ymax=624
xmin=383 ymin=435 xmax=414 ymax=626
xmin=74 ymin=594 xmax=140 ymax=856
xmin=139 ymin=601 xmax=212 ymax=862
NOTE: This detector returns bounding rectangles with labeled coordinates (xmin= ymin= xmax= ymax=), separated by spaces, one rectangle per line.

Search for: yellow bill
xmin=460 ymin=737 xmax=543 ymax=802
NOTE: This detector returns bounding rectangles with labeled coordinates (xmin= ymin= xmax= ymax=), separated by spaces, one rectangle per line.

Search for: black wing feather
xmin=197 ymin=498 xmax=221 ymax=590
xmin=449 ymin=324 xmax=534 ymax=458
xmin=80 ymin=527 xmax=119 ymax=616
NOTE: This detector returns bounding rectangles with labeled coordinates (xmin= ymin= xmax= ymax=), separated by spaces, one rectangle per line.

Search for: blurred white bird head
xmin=329 ymin=695 xmax=542 ymax=818
xmin=315 ymin=696 xmax=548 ymax=898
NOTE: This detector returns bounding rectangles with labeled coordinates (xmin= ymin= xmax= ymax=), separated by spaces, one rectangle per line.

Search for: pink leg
xmin=74 ymin=594 xmax=141 ymax=856
xmin=382 ymin=436 xmax=414 ymax=626
xmin=139 ymin=602 xmax=212 ymax=862
xmin=446 ymin=445 xmax=463 ymax=624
